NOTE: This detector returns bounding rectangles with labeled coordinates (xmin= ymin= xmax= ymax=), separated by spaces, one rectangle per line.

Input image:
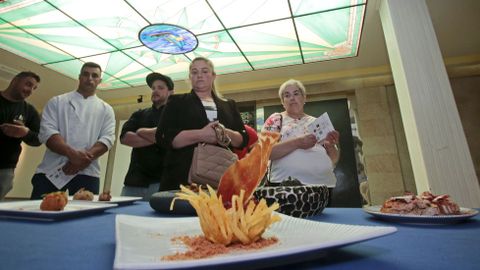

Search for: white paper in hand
xmin=307 ymin=112 xmax=335 ymax=142
xmin=46 ymin=163 xmax=76 ymax=189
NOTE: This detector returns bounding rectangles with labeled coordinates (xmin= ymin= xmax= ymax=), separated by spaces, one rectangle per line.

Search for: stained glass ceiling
xmin=0 ymin=0 xmax=367 ymax=90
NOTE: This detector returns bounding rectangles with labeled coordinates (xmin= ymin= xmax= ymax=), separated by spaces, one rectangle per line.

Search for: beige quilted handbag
xmin=188 ymin=123 xmax=238 ymax=188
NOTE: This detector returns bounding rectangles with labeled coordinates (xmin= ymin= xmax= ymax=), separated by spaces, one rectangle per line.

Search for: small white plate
xmin=363 ymin=205 xmax=478 ymax=224
xmin=0 ymin=200 xmax=117 ymax=221
xmin=114 ymin=214 xmax=396 ymax=270
xmin=69 ymin=195 xmax=142 ymax=205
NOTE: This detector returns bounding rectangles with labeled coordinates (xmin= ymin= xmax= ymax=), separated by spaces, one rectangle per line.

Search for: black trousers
xmin=30 ymin=173 xmax=99 ymax=199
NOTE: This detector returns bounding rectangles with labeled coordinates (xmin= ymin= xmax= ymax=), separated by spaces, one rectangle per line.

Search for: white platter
xmin=114 ymin=214 xmax=397 ymax=270
xmin=0 ymin=200 xmax=117 ymax=221
xmin=363 ymin=205 xmax=478 ymax=224
xmin=69 ymin=195 xmax=142 ymax=205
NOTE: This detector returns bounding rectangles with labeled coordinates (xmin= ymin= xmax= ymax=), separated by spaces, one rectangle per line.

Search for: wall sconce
xmin=137 ymin=95 xmax=143 ymax=103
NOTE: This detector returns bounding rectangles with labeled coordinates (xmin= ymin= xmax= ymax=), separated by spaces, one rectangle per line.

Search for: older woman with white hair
xmin=262 ymin=79 xmax=340 ymax=203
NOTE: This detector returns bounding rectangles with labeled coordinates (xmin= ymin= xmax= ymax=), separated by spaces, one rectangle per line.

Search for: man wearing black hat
xmin=119 ymin=72 xmax=174 ymax=200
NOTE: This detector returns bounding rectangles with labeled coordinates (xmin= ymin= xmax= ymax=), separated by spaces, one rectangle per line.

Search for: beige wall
xmin=386 ymin=85 xmax=417 ymax=195
xmin=355 ymin=86 xmax=407 ymax=205
xmin=9 ymin=144 xmax=46 ymax=198
xmin=109 ymin=120 xmax=133 ymax=196
xmin=450 ymin=76 xmax=480 ymax=182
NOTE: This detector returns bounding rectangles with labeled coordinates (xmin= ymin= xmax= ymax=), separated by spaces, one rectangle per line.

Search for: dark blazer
xmin=120 ymin=105 xmax=166 ymax=187
xmin=156 ymin=90 xmax=248 ymax=191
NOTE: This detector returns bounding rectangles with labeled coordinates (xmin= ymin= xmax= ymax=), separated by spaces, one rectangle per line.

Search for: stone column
xmin=356 ymin=86 xmax=405 ymax=205
xmin=379 ymin=0 xmax=480 ymax=207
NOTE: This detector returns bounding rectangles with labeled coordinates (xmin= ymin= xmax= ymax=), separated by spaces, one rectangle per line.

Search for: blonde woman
xmin=155 ymin=57 xmax=248 ymax=191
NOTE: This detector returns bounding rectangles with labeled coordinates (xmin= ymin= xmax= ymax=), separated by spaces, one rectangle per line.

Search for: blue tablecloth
xmin=0 ymin=202 xmax=478 ymax=270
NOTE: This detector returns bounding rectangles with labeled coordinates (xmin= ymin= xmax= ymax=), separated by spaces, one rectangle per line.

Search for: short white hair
xmin=278 ymin=79 xmax=306 ymax=100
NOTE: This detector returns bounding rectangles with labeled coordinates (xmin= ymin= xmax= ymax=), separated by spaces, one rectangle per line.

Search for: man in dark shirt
xmin=0 ymin=71 xmax=41 ymax=200
xmin=120 ymin=72 xmax=174 ymax=200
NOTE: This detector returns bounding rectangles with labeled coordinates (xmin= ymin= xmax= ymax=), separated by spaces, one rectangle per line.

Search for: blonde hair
xmin=278 ymin=79 xmax=306 ymax=100
xmin=189 ymin=56 xmax=224 ymax=99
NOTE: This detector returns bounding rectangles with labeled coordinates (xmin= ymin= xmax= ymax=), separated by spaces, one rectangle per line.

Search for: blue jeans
xmin=121 ymin=183 xmax=160 ymax=201
xmin=30 ymin=173 xmax=99 ymax=199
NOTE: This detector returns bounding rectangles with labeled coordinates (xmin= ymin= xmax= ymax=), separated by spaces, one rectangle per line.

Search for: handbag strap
xmin=213 ymin=123 xmax=231 ymax=147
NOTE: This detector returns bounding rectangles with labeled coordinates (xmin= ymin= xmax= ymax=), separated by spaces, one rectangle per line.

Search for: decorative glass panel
xmin=0 ymin=0 xmax=367 ymax=91
xmin=230 ymin=19 xmax=302 ymax=69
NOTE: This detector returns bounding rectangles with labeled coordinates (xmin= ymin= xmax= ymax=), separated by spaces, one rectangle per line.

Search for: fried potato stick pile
xmin=172 ymin=184 xmax=280 ymax=245
xmin=171 ymin=132 xmax=281 ymax=245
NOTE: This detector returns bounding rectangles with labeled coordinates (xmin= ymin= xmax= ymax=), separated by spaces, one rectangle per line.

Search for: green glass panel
xmin=188 ymin=31 xmax=252 ymax=74
xmin=298 ymin=5 xmax=365 ymax=62
xmin=97 ymin=80 xmax=132 ymax=90
xmin=126 ymin=0 xmax=223 ymax=34
xmin=0 ymin=1 xmax=51 ymax=21
xmin=0 ymin=0 xmax=29 ymax=8
xmin=44 ymin=59 xmax=128 ymax=90
xmin=0 ymin=0 xmax=115 ymax=57
xmin=43 ymin=60 xmax=85 ymax=81
xmin=230 ymin=19 xmax=302 ymax=69
xmin=123 ymin=47 xmax=191 ymax=81
xmin=0 ymin=19 xmax=73 ymax=63
xmin=209 ymin=0 xmax=290 ymax=28
xmin=349 ymin=5 xmax=366 ymax=56
xmin=291 ymin=0 xmax=367 ymax=15
xmin=48 ymin=0 xmax=148 ymax=49
xmin=0 ymin=0 xmax=367 ymax=90
xmin=81 ymin=51 xmax=148 ymax=87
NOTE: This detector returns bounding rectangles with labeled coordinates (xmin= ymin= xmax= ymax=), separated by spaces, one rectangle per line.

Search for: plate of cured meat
xmin=363 ymin=191 xmax=478 ymax=224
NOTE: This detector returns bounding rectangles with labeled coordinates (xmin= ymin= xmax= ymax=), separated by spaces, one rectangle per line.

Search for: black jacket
xmin=120 ymin=105 xmax=166 ymax=187
xmin=156 ymin=90 xmax=247 ymax=191
xmin=0 ymin=94 xmax=41 ymax=168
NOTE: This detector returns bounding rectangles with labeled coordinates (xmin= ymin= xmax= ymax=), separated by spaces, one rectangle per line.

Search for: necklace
xmin=286 ymin=112 xmax=305 ymax=120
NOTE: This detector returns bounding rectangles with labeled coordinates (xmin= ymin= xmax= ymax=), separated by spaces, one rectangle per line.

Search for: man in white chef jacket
xmin=30 ymin=62 xmax=115 ymax=199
